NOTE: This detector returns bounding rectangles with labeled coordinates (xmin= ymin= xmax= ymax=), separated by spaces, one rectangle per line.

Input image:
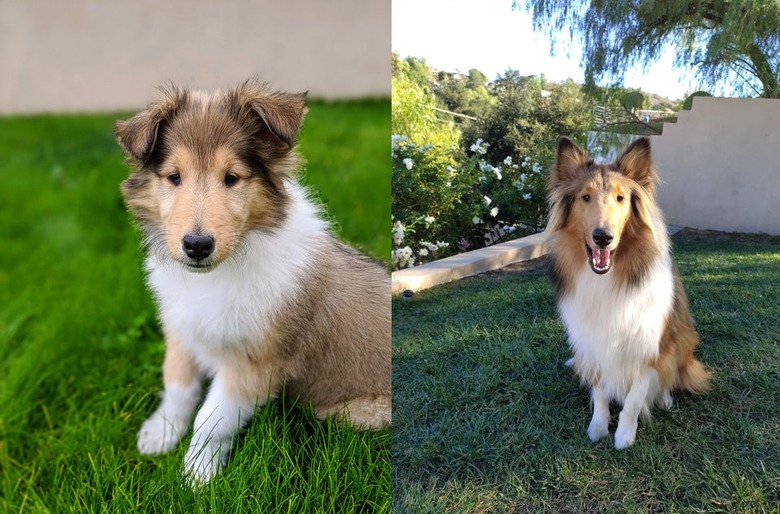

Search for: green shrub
xmin=390 ymin=60 xmax=590 ymax=271
xmin=391 ymin=136 xmax=549 ymax=270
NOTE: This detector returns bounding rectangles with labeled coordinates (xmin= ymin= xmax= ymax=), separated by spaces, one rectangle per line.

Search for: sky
xmin=392 ymin=0 xmax=703 ymax=100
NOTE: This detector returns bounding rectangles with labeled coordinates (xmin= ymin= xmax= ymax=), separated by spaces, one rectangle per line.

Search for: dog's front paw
xmin=184 ymin=439 xmax=228 ymax=486
xmin=613 ymin=420 xmax=638 ymax=449
xmin=660 ymin=391 xmax=673 ymax=409
xmin=587 ymin=418 xmax=609 ymax=442
xmin=137 ymin=412 xmax=186 ymax=455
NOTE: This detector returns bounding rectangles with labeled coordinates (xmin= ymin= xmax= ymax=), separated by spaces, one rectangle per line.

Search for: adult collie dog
xmin=115 ymin=81 xmax=391 ymax=483
xmin=546 ymin=137 xmax=710 ymax=449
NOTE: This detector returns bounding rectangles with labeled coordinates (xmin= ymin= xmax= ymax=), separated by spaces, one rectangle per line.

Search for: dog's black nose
xmin=182 ymin=233 xmax=215 ymax=260
xmin=592 ymin=228 xmax=614 ymax=248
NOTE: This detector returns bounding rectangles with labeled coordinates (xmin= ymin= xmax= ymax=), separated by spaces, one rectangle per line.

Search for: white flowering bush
xmin=392 ymin=135 xmax=550 ymax=270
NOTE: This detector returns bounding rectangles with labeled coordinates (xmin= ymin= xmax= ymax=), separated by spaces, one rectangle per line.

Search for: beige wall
xmin=0 ymin=0 xmax=390 ymax=114
xmin=650 ymin=97 xmax=780 ymax=235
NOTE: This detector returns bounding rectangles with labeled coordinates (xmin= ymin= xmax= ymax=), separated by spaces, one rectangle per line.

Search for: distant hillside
xmin=646 ymin=93 xmax=679 ymax=111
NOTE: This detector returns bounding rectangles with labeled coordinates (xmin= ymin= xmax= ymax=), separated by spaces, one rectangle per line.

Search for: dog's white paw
xmin=660 ymin=391 xmax=673 ymax=409
xmin=137 ymin=412 xmax=187 ymax=455
xmin=587 ymin=418 xmax=609 ymax=442
xmin=614 ymin=420 xmax=638 ymax=449
xmin=184 ymin=439 xmax=228 ymax=486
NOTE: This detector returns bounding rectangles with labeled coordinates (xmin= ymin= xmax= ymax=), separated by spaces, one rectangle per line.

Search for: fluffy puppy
xmin=115 ymin=80 xmax=391 ymax=483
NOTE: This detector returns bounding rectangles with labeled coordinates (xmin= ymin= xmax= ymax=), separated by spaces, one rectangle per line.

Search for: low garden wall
xmin=651 ymin=97 xmax=780 ymax=235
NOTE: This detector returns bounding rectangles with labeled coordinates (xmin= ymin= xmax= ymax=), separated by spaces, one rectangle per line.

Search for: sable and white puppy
xmin=546 ymin=137 xmax=710 ymax=449
xmin=115 ymin=81 xmax=391 ymax=483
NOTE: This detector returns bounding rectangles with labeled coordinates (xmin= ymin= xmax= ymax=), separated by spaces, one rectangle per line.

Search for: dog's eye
xmin=224 ymin=173 xmax=240 ymax=187
xmin=167 ymin=173 xmax=181 ymax=186
xmin=616 ymin=195 xmax=624 ymax=202
xmin=583 ymin=194 xmax=591 ymax=202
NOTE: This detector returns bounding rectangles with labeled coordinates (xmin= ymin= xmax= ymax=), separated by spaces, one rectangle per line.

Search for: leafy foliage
xmin=620 ymin=91 xmax=646 ymax=112
xmin=392 ymin=137 xmax=545 ymax=269
xmin=392 ymin=54 xmax=432 ymax=89
xmin=465 ymin=74 xmax=590 ymax=166
xmin=518 ymin=0 xmax=780 ymax=98
xmin=391 ymin=69 xmax=461 ymax=162
xmin=391 ymin=56 xmax=590 ymax=269
xmin=432 ymin=69 xmax=495 ymax=123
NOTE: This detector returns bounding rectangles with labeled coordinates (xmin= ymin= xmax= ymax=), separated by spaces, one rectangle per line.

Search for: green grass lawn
xmin=299 ymin=100 xmax=390 ymax=260
xmin=0 ymin=100 xmax=390 ymax=513
xmin=392 ymin=231 xmax=780 ymax=513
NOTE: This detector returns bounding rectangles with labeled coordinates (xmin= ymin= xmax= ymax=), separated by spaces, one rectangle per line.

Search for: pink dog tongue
xmin=593 ymin=248 xmax=610 ymax=269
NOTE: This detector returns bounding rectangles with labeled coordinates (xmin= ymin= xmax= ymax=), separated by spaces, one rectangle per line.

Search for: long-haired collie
xmin=546 ymin=136 xmax=710 ymax=449
xmin=115 ymin=80 xmax=391 ymax=483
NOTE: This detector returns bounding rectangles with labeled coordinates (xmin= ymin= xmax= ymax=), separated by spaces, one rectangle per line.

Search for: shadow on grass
xmin=392 ymin=232 xmax=780 ymax=513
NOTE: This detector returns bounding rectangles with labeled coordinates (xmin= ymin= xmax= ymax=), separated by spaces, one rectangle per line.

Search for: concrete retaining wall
xmin=651 ymin=97 xmax=780 ymax=235
xmin=586 ymin=98 xmax=780 ymax=235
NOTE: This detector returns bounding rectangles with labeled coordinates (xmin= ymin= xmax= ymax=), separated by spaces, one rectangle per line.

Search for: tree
xmin=432 ymin=68 xmax=494 ymax=123
xmin=464 ymin=72 xmax=590 ymax=165
xmin=392 ymin=53 xmax=432 ymax=89
xmin=392 ymin=73 xmax=460 ymax=154
xmin=516 ymin=0 xmax=780 ymax=98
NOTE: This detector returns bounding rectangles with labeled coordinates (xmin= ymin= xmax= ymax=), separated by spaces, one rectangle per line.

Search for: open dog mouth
xmin=585 ymin=244 xmax=614 ymax=274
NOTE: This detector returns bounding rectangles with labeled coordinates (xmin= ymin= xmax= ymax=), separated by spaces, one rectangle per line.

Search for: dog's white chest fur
xmin=145 ymin=184 xmax=326 ymax=363
xmin=559 ymin=256 xmax=675 ymax=402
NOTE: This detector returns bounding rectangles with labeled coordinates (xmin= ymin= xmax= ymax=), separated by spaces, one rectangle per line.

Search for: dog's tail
xmin=677 ymin=358 xmax=711 ymax=394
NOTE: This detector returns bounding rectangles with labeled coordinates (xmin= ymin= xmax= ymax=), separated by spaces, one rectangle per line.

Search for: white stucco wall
xmin=650 ymin=97 xmax=780 ymax=235
xmin=0 ymin=0 xmax=390 ymax=114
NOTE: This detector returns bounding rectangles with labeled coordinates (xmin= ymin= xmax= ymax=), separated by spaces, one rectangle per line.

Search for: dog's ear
xmin=232 ymin=80 xmax=308 ymax=149
xmin=545 ymin=138 xmax=590 ymax=234
xmin=553 ymin=137 xmax=591 ymax=185
xmin=115 ymin=85 xmax=188 ymax=165
xmin=616 ymin=137 xmax=658 ymax=193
